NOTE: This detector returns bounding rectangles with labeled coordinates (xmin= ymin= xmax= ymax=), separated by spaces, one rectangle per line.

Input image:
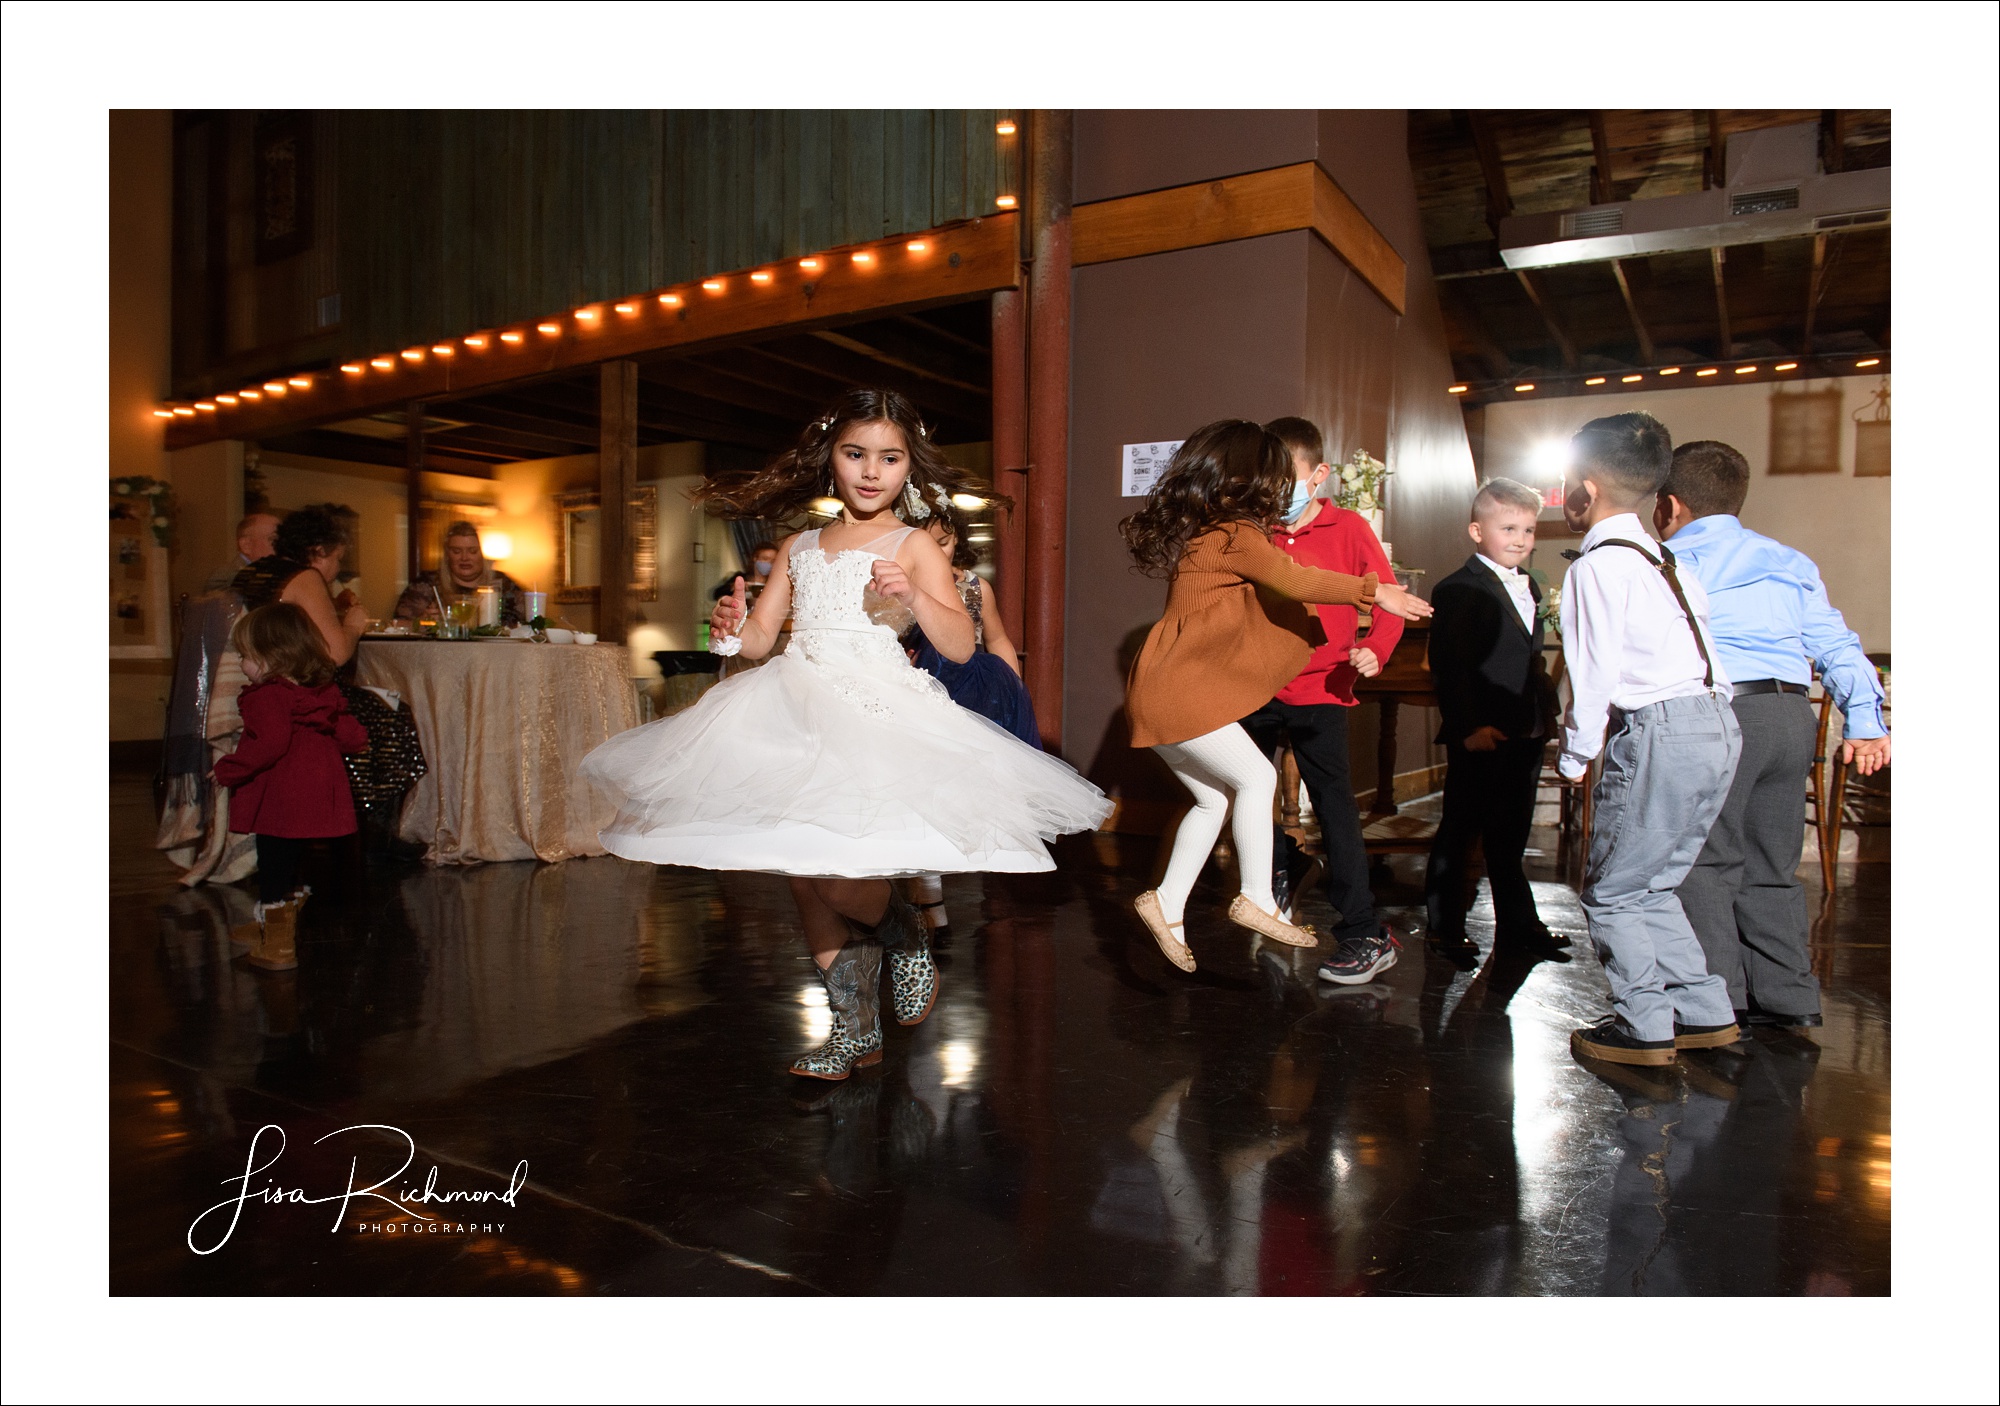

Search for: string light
xmin=658 ymin=293 xmax=683 ymax=306
xmin=341 ymin=363 xmax=365 ymax=374
xmin=401 ymin=349 xmax=424 ymax=361
xmin=153 ymin=409 xmax=174 ymax=419
xmin=464 ymin=335 xmax=489 ymax=348
xmin=371 ymin=356 xmax=395 ymax=369
xmin=1514 ymin=383 xmax=1536 ymax=393
xmin=217 ymin=394 xmax=238 ymax=405
xmin=701 ymin=280 xmax=724 ymax=292
xmin=614 ymin=302 xmax=637 ymax=314
xmin=750 ymin=271 xmax=773 ymax=284
xmin=1621 ymin=374 xmax=1642 ymax=383
xmin=798 ymin=258 xmax=821 ymax=272
xmin=173 ymin=406 xmax=196 ymax=416
xmin=1734 ymin=365 xmax=1756 ymax=374
xmin=1659 ymin=367 xmax=1682 ymax=376
xmin=1585 ymin=376 xmax=1607 ymax=386
xmin=432 ymin=343 xmax=454 ymax=356
xmin=288 ymin=376 xmax=311 ymax=388
xmin=1855 ymin=358 xmax=1880 ymax=368
xmin=500 ymin=331 xmax=524 ymax=344
xmin=851 ymin=252 xmax=874 ymax=265
xmin=574 ymin=307 xmax=598 ymax=322
xmin=240 ymin=389 xmax=262 ymax=400
xmin=196 ymin=401 xmax=216 ymax=411
xmin=1696 ymin=368 xmax=1719 ymax=377
xmin=537 ymin=322 xmax=561 ymax=335
xmin=1447 ymin=384 xmax=1468 ymax=394
xmin=995 ymin=119 xmax=1017 ymax=136
xmin=1774 ymin=361 xmax=1798 ymax=371
xmin=906 ymin=240 xmax=928 ymax=253
xmin=264 ymin=381 xmax=288 ymax=395
xmin=995 ymin=195 xmax=1018 ymax=209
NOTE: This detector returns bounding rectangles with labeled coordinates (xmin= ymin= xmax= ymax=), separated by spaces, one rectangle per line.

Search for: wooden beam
xmin=815 ymin=319 xmax=991 ymax=390
xmin=990 ymin=287 xmax=1028 ymax=654
xmin=750 ymin=334 xmax=991 ymax=423
xmin=809 ymin=329 xmax=989 ymax=397
xmin=1513 ymin=269 xmax=1578 ymax=370
xmin=1588 ymin=111 xmax=1615 ymax=205
xmin=1706 ymin=109 xmax=1725 ymax=189
xmin=599 ymin=362 xmax=638 ymax=646
xmin=1025 ymin=108 xmax=1072 ymax=752
xmin=165 ymin=214 xmax=1022 ymax=450
xmin=1439 ymin=280 xmax=1512 ymax=380
xmin=638 ymin=357 xmax=823 ymax=422
xmin=1608 ymin=258 xmax=1655 ymax=365
xmin=1468 ymin=112 xmax=1514 ymax=232
xmin=259 ymin=428 xmax=498 ymax=478
xmin=1801 ymin=233 xmax=1829 ymax=355
xmin=1069 ymin=160 xmax=1406 ymax=315
xmin=1711 ymin=246 xmax=1733 ymax=358
xmin=404 ymin=402 xmax=424 ymax=586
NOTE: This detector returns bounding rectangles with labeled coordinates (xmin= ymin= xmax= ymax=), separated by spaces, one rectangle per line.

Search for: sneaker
xmin=1274 ymin=853 xmax=1325 ymax=923
xmin=1672 ymin=1019 xmax=1741 ymax=1049
xmin=1570 ymin=1014 xmax=1674 ymax=1067
xmin=1317 ymin=926 xmax=1400 ymax=986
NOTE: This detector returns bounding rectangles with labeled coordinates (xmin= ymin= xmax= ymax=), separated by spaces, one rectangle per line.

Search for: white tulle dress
xmin=580 ymin=526 xmax=1111 ymax=877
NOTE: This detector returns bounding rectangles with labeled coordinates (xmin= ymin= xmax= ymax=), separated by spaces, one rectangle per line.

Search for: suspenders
xmin=1577 ymin=538 xmax=1716 ymax=688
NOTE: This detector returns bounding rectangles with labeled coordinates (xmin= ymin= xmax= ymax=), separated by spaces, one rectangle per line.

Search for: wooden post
xmin=599 ymin=360 xmax=638 ymax=645
xmin=1024 ymin=109 xmax=1072 ymax=752
xmin=404 ymin=402 xmax=424 ymax=586
xmin=990 ymin=287 xmax=1029 ymax=653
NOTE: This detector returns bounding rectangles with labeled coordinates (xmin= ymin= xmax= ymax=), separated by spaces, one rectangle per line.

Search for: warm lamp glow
xmin=371 ymin=357 xmax=395 ymax=369
xmin=173 ymin=406 xmax=196 ymax=416
xmin=241 ymin=390 xmax=262 ymax=400
xmin=1735 ymin=365 xmax=1756 ymax=374
xmin=614 ymin=302 xmax=636 ymax=314
xmin=465 ymin=335 xmax=489 ymax=348
xmin=341 ymin=363 xmax=365 ymax=374
xmin=153 ymin=409 xmax=174 ymax=419
xmin=798 ymin=258 xmax=821 ymax=271
xmin=701 ymin=280 xmax=724 ymax=292
xmin=950 ymin=493 xmax=986 ymax=509
xmin=1659 ymin=367 xmax=1681 ymax=375
xmin=1695 ymin=368 xmax=1718 ymax=376
xmin=217 ymin=394 xmax=238 ymax=405
xmin=1447 ymin=384 xmax=1469 ymax=394
xmin=1586 ymin=376 xmax=1608 ymax=386
xmin=480 ymin=531 xmax=514 ymax=562
xmin=1856 ymin=358 xmax=1880 ymax=368
xmin=995 ymin=194 xmax=1018 ymax=209
xmin=401 ymin=349 xmax=424 ymax=362
xmin=851 ymin=251 xmax=874 ymax=265
xmin=750 ymin=270 xmax=773 ymax=284
xmin=809 ymin=497 xmax=845 ymax=517
xmin=500 ymin=331 xmax=524 ymax=344
xmin=1774 ymin=361 xmax=1798 ymax=371
xmin=995 ymin=119 xmax=1017 ymax=136
xmin=907 ymin=240 xmax=928 ymax=253
xmin=537 ymin=322 xmax=561 ymax=335
xmin=574 ymin=307 xmax=598 ymax=321
xmin=288 ymin=376 xmax=311 ymax=388
xmin=659 ymin=293 xmax=683 ymax=306
xmin=1514 ymin=383 xmax=1536 ymax=393
xmin=264 ymin=382 xmax=288 ymax=395
xmin=1621 ymin=374 xmax=1642 ymax=383
xmin=196 ymin=401 xmax=216 ymax=411
xmin=432 ymin=344 xmax=454 ymax=356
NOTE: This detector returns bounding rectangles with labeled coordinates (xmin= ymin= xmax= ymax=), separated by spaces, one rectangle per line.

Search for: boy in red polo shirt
xmin=1238 ymin=418 xmax=1405 ymax=985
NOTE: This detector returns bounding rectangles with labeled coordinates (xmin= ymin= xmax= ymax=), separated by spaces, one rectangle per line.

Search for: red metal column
xmin=990 ymin=287 xmax=1029 ymax=653
xmin=1023 ymin=109 xmax=1072 ymax=752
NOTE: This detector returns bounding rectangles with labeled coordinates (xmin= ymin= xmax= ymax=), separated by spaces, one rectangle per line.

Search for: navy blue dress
xmin=910 ymin=571 xmax=1042 ymax=748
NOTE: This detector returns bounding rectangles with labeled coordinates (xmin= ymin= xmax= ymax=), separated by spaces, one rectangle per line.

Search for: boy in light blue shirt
xmin=1656 ymin=440 xmax=1890 ymax=1026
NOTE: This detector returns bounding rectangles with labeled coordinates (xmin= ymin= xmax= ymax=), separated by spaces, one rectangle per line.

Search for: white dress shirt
xmin=1558 ymin=513 xmax=1731 ymax=779
xmin=1475 ymin=550 xmax=1538 ymax=633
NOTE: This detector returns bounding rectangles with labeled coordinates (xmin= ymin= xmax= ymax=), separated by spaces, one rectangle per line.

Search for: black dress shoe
xmin=1673 ymin=1019 xmax=1741 ymax=1049
xmin=1744 ymin=1008 xmax=1824 ymax=1028
xmin=1571 ymin=1015 xmax=1675 ymax=1067
xmin=1496 ymin=928 xmax=1572 ymax=964
xmin=1510 ymin=921 xmax=1572 ymax=950
xmin=1427 ymin=933 xmax=1480 ymax=971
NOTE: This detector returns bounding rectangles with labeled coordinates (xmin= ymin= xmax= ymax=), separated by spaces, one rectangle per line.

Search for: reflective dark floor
xmin=111 ymin=766 xmax=1890 ymax=1295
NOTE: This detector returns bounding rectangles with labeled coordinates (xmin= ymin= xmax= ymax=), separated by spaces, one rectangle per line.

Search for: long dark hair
xmin=1119 ymin=419 xmax=1293 ymax=576
xmin=696 ymin=388 xmax=1008 ymax=524
xmin=274 ymin=503 xmax=353 ymax=565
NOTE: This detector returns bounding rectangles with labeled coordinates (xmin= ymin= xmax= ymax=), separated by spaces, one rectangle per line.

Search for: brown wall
xmin=1063 ymin=110 xmax=1475 ymax=822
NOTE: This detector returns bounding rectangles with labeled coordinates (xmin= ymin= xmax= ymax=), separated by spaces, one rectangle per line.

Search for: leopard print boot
xmin=790 ymin=937 xmax=885 ymax=1081
xmin=873 ymin=886 xmax=938 ymax=1027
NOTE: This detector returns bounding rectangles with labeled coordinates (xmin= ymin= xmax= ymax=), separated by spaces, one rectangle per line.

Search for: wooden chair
xmin=1805 ymin=686 xmax=1840 ymax=891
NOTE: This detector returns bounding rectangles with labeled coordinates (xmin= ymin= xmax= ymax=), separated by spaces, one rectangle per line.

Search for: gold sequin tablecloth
xmin=356 ymin=639 xmax=639 ymax=864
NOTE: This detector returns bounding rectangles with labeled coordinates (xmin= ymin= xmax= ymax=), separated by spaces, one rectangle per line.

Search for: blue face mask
xmin=753 ymin=560 xmax=773 ymax=578
xmin=1284 ymin=480 xmax=1316 ymax=522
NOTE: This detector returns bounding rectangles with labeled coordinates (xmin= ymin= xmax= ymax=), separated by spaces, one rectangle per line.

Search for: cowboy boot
xmin=790 ymin=938 xmax=884 ymax=1081
xmin=233 ymin=884 xmax=307 ymax=954
xmin=246 ymin=898 xmax=299 ymax=973
xmin=872 ymin=885 xmax=939 ymax=1026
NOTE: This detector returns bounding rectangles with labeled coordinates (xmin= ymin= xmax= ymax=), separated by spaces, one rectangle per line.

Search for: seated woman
xmin=237 ymin=504 xmax=427 ymax=853
xmin=393 ymin=520 xmax=530 ymax=627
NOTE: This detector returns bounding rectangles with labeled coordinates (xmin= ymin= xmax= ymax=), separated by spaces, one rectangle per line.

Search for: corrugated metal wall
xmin=171 ymin=109 xmax=1004 ymax=391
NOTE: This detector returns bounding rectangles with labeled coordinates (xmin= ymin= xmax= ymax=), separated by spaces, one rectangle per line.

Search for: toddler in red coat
xmin=213 ymin=603 xmax=369 ymax=970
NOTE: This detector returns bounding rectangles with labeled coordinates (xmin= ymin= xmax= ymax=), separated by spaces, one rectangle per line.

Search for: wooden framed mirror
xmin=554 ymin=486 xmax=658 ymax=604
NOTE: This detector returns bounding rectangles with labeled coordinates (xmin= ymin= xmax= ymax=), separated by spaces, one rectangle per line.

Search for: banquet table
xmin=356 ymin=638 xmax=640 ymax=864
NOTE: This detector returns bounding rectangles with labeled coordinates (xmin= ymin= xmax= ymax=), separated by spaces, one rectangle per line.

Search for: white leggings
xmin=1151 ymin=722 xmax=1278 ymax=925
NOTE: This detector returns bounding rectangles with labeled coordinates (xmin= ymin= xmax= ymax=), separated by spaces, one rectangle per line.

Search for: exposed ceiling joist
xmin=1513 ymin=269 xmax=1579 ymax=370
xmin=1608 ymin=259 xmax=1655 ymax=364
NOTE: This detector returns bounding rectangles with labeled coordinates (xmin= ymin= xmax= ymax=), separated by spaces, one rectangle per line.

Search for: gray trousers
xmin=1675 ymin=691 xmax=1821 ymax=1016
xmin=1582 ymin=693 xmax=1742 ymax=1041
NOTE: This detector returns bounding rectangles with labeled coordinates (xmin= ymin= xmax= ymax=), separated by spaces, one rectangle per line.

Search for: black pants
xmin=1675 ymin=692 xmax=1820 ymax=1016
xmin=1424 ymin=737 xmax=1546 ymax=943
xmin=1239 ymin=699 xmax=1378 ymax=946
xmin=255 ymin=834 xmax=306 ymax=905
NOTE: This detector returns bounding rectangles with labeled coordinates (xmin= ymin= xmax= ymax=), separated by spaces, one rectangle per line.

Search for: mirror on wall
xmin=554 ymin=487 xmax=657 ymax=604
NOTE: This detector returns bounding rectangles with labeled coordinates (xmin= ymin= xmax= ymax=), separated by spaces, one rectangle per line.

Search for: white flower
xmin=1341 ymin=466 xmax=1362 ymax=485
xmin=1356 ymin=493 xmax=1376 ymax=511
xmin=152 ymin=515 xmax=170 ymax=527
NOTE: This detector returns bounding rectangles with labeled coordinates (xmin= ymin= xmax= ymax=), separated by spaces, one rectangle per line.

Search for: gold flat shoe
xmin=1133 ymin=891 xmax=1195 ymax=972
xmin=1227 ymin=894 xmax=1319 ymax=948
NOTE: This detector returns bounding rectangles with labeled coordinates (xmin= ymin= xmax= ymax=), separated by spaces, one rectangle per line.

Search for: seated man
xmin=394 ymin=520 xmax=530 ymax=627
xmin=203 ymin=512 xmax=280 ymax=594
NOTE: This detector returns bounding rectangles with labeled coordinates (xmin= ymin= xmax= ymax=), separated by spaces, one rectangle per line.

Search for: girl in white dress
xmin=580 ymin=389 xmax=1110 ymax=1080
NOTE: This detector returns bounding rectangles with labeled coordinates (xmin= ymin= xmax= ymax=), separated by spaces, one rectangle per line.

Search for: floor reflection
xmin=109 ymin=770 xmax=1890 ymax=1295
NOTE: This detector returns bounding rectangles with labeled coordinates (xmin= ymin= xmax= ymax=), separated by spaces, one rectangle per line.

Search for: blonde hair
xmin=1472 ymin=477 xmax=1544 ymax=521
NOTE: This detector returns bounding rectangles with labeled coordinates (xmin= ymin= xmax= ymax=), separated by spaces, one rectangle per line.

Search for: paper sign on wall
xmin=1122 ymin=441 xmax=1183 ymax=498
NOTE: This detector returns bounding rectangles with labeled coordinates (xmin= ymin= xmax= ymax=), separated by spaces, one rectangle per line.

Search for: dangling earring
xmin=901 ymin=479 xmax=931 ymax=521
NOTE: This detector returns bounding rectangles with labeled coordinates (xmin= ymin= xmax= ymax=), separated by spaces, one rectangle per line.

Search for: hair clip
xmin=931 ymin=484 xmax=953 ymax=513
xmin=901 ymin=479 xmax=932 ymax=521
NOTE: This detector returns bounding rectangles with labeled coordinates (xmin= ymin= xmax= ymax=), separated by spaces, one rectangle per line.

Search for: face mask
xmin=1284 ymin=481 xmax=1316 ymax=522
xmin=753 ymin=560 xmax=773 ymax=578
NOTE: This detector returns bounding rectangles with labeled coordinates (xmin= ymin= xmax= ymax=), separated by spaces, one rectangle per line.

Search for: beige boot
xmin=247 ymin=899 xmax=299 ymax=972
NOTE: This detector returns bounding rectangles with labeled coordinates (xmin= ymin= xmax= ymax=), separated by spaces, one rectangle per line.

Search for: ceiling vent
xmin=1731 ymin=187 xmax=1801 ymax=217
xmin=1815 ymin=208 xmax=1889 ymax=231
xmin=1561 ymin=207 xmax=1626 ymax=238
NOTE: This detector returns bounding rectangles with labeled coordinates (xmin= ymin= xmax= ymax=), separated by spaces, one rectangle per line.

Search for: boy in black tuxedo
xmin=1424 ymin=478 xmax=1568 ymax=966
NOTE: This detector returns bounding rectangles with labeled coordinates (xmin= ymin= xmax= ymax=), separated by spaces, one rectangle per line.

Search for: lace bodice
xmin=787 ymin=526 xmax=918 ymax=632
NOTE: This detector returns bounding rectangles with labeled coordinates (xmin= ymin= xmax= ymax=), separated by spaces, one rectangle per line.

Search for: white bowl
xmin=574 ymin=632 xmax=599 ymax=646
xmin=542 ymin=628 xmax=576 ymax=644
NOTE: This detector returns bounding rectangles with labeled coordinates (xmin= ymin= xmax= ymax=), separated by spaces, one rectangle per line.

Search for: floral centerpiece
xmin=112 ymin=476 xmax=174 ymax=548
xmin=1329 ymin=449 xmax=1390 ymax=516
